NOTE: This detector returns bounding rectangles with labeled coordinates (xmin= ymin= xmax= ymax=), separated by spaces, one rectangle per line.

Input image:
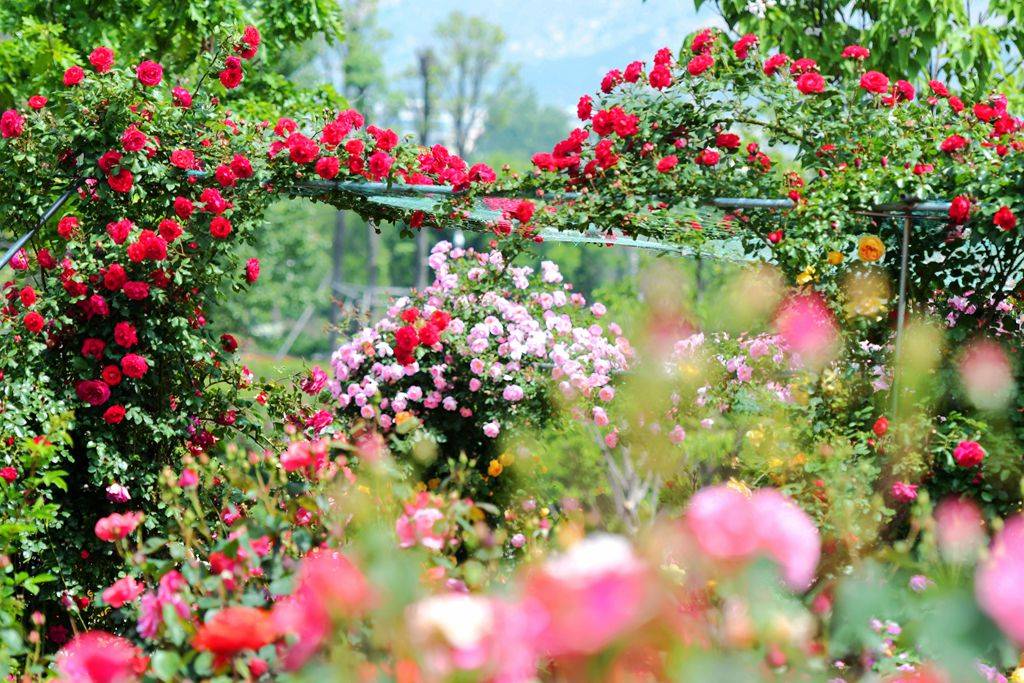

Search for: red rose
xmin=88 ymin=46 xmax=115 ymax=72
xmin=170 ymin=149 xmax=199 ymax=170
xmin=135 ymin=60 xmax=163 ymax=87
xmin=82 ymin=338 xmax=107 ymax=359
xmin=733 ymin=33 xmax=758 ymax=60
xmin=949 ymin=195 xmax=972 ymax=224
xmin=316 ymin=156 xmax=340 ymax=179
xmin=23 ymin=311 xmax=44 ymax=333
xmin=101 ymin=365 xmax=122 ymax=386
xmin=872 ymin=416 xmax=889 ymax=437
xmin=63 ymin=66 xmax=85 ymax=87
xmin=98 ymin=150 xmax=123 ymax=173
xmin=418 ymin=323 xmax=440 ymax=347
xmin=107 ymin=219 xmax=133 ymax=244
xmin=940 ymin=134 xmax=968 ymax=153
xmin=841 ymin=45 xmax=870 ymax=60
xmin=37 ymin=248 xmax=56 ymax=269
xmin=230 ymin=154 xmax=253 ymax=178
xmin=209 ymin=216 xmax=232 ymax=239
xmin=107 ymin=168 xmax=134 ymax=193
xmin=696 ymin=148 xmax=720 ymax=166
xmin=114 ymin=322 xmax=138 ymax=348
xmin=200 ymin=187 xmax=230 ymax=214
xmin=286 ymin=133 xmax=319 ymax=164
xmin=173 ymin=196 xmax=194 ymax=220
xmin=656 ymin=155 xmax=678 ymax=172
xmin=19 ymin=286 xmax=36 ymax=307
xmin=859 ymin=70 xmax=890 ymax=94
xmin=929 ymin=80 xmax=949 ymax=97
xmin=715 ymin=133 xmax=741 ymax=150
xmin=120 ymin=354 xmax=149 ymax=379
xmin=690 ymin=28 xmax=716 ymax=54
xmin=649 ymin=64 xmax=672 ymax=89
xmin=600 ymin=69 xmax=622 ymax=93
xmin=512 ymin=200 xmax=535 ymax=224
xmin=767 ymin=229 xmax=784 ymax=244
xmin=220 ymin=334 xmax=238 ymax=352
xmin=953 ymin=440 xmax=985 ymax=468
xmin=796 ymin=72 xmax=825 ymax=95
xmin=214 ymin=164 xmax=236 ymax=188
xmin=245 ymin=258 xmax=260 ymax=283
xmin=687 ymin=54 xmax=713 ymax=76
xmin=127 ymin=230 xmax=167 ymax=262
xmin=121 ymin=125 xmax=147 ymax=153
xmin=172 ymin=87 xmax=192 ymax=108
xmin=28 ymin=95 xmax=47 ymax=110
xmin=367 ymin=151 xmax=394 ymax=180
xmin=577 ymin=95 xmax=592 ymax=120
xmin=57 ymin=215 xmax=79 ymax=239
xmin=395 ymin=325 xmax=418 ymax=349
xmin=158 ymin=218 xmax=182 ymax=243
xmin=429 ymin=310 xmax=450 ymax=331
xmin=0 ymin=467 xmax=17 ymax=483
xmin=103 ymin=264 xmax=127 ymax=291
xmin=763 ymin=53 xmax=789 ymax=76
xmin=103 ymin=405 xmax=126 ymax=424
xmin=994 ymin=206 xmax=1017 ymax=231
xmin=0 ymin=110 xmax=24 ymax=138
xmin=75 ymin=380 xmax=111 ymax=406
xmin=123 ymin=281 xmax=150 ymax=300
xmin=219 ymin=66 xmax=243 ymax=89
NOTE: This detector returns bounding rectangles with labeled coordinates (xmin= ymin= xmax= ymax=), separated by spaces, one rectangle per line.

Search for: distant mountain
xmin=377 ymin=0 xmax=717 ymax=109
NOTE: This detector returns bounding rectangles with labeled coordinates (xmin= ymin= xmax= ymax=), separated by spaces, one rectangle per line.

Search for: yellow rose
xmin=858 ymin=235 xmax=885 ymax=262
xmin=827 ymin=250 xmax=844 ymax=265
xmin=796 ymin=266 xmax=815 ymax=285
xmin=499 ymin=452 xmax=515 ymax=467
xmin=487 ymin=460 xmax=503 ymax=477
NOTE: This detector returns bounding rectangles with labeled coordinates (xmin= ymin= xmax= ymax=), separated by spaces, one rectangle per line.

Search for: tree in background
xmin=697 ymin=0 xmax=1024 ymax=100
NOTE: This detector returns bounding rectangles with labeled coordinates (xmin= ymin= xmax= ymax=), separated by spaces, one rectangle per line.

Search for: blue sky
xmin=376 ymin=0 xmax=717 ymax=109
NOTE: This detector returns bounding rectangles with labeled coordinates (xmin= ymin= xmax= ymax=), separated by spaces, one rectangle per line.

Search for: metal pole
xmin=1 ymin=179 xmax=82 ymax=270
xmin=891 ymin=211 xmax=913 ymax=417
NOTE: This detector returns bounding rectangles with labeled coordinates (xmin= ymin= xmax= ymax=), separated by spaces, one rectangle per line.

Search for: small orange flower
xmin=858 ymin=235 xmax=885 ymax=262
xmin=192 ymin=607 xmax=277 ymax=660
xmin=827 ymin=250 xmax=844 ymax=265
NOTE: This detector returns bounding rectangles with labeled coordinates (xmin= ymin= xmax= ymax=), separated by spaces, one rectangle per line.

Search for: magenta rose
xmin=76 ymin=380 xmax=111 ymax=406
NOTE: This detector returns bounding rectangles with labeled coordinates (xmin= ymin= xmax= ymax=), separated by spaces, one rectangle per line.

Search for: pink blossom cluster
xmin=329 ymin=242 xmax=632 ymax=443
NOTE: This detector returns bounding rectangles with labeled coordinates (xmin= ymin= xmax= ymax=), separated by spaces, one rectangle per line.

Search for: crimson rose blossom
xmin=120 ymin=354 xmax=149 ymax=379
xmin=135 ymin=60 xmax=163 ymax=86
xmin=103 ymin=405 xmax=126 ymax=424
xmin=88 ymin=46 xmax=115 ymax=72
xmin=796 ymin=72 xmax=825 ymax=94
xmin=953 ymin=440 xmax=985 ymax=468
xmin=656 ymin=155 xmax=678 ymax=172
xmin=63 ymin=65 xmax=85 ymax=86
xmin=687 ymin=53 xmax=713 ymax=76
xmin=76 ymin=380 xmax=111 ymax=406
xmin=28 ymin=95 xmax=47 ymax=109
xmin=841 ymin=44 xmax=870 ymax=60
xmin=172 ymin=86 xmax=192 ymax=108
xmin=107 ymin=168 xmax=134 ymax=193
xmin=940 ymin=134 xmax=969 ymax=153
xmin=860 ymin=70 xmax=890 ymax=94
xmin=245 ymin=258 xmax=261 ymax=283
xmin=0 ymin=109 xmax=24 ymax=138
xmin=23 ymin=311 xmax=44 ymax=333
xmin=949 ymin=195 xmax=972 ymax=224
xmin=210 ymin=216 xmax=232 ymax=239
xmin=994 ymin=206 xmax=1017 ymax=231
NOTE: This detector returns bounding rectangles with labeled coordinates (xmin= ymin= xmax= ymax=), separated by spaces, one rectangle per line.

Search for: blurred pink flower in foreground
xmin=976 ymin=514 xmax=1024 ymax=644
xmin=396 ymin=492 xmax=447 ymax=551
xmin=958 ymin=340 xmax=1015 ymax=410
xmin=685 ymin=485 xmax=821 ymax=590
xmin=55 ymin=630 xmax=145 ymax=682
xmin=525 ymin=534 xmax=655 ymax=657
xmin=935 ymin=498 xmax=986 ymax=563
xmin=774 ymin=292 xmax=839 ymax=366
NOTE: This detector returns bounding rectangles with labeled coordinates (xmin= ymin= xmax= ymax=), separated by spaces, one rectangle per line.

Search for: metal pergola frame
xmin=1 ymin=180 xmax=953 ymax=415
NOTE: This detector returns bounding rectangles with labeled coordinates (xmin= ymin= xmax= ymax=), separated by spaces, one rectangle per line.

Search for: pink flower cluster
xmin=330 ymin=242 xmax=631 ymax=443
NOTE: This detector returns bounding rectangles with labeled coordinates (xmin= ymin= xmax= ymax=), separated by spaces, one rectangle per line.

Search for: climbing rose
xmin=103 ymin=405 xmax=126 ymax=424
xmin=94 ymin=511 xmax=143 ymax=541
xmin=135 ymin=60 xmax=163 ymax=86
xmin=113 ymin=322 xmax=138 ymax=348
xmin=891 ymin=481 xmax=918 ymax=502
xmin=842 ymin=44 xmax=870 ymax=60
xmin=107 ymin=168 xmax=134 ymax=193
xmin=953 ymin=440 xmax=985 ymax=468
xmin=696 ymin=148 xmax=720 ymax=166
xmin=649 ymin=64 xmax=672 ymax=89
xmin=120 ymin=354 xmax=149 ymax=379
xmin=76 ymin=380 xmax=111 ymax=406
xmin=0 ymin=109 xmax=24 ymax=138
xmin=315 ymin=156 xmax=340 ymax=179
xmin=859 ymin=70 xmax=889 ymax=94
xmin=733 ymin=33 xmax=758 ymax=59
xmin=209 ymin=216 xmax=232 ymax=239
xmin=121 ymin=125 xmax=146 ymax=152
xmin=0 ymin=467 xmax=17 ymax=483
xmin=88 ymin=46 xmax=115 ymax=72
xmin=172 ymin=86 xmax=192 ymax=108
xmin=577 ymin=95 xmax=592 ymax=120
xmin=993 ymin=206 xmax=1017 ymax=231
xmin=949 ymin=195 xmax=972 ymax=224
xmin=763 ymin=53 xmax=788 ymax=75
xmin=940 ymin=134 xmax=969 ymax=153
xmin=102 ymin=576 xmax=144 ymax=608
xmin=55 ymin=631 xmax=144 ymax=682
xmin=796 ymin=72 xmax=825 ymax=94
xmin=193 ymin=606 xmax=277 ymax=658
xmin=687 ymin=53 xmax=714 ymax=76
xmin=23 ymin=311 xmax=44 ymax=333
xmin=873 ymin=416 xmax=889 ymax=437
xmin=656 ymin=155 xmax=679 ymax=172
xmin=28 ymin=95 xmax=47 ymax=109
xmin=63 ymin=66 xmax=85 ymax=86
xmin=245 ymin=258 xmax=260 ymax=283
